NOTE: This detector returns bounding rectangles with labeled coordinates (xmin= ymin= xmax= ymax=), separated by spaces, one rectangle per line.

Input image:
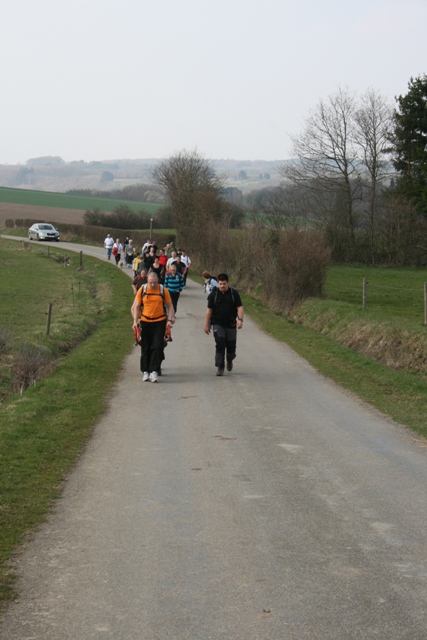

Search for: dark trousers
xmin=140 ymin=320 xmax=166 ymax=373
xmin=169 ymin=291 xmax=180 ymax=312
xmin=213 ymin=325 xmax=237 ymax=368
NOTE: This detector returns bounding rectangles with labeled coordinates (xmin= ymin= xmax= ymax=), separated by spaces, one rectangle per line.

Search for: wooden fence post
xmin=80 ymin=251 xmax=83 ymax=268
xmin=46 ymin=303 xmax=53 ymax=336
xmin=363 ymin=277 xmax=367 ymax=309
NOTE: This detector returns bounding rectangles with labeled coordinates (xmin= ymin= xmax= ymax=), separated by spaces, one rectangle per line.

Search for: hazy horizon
xmin=0 ymin=155 xmax=289 ymax=166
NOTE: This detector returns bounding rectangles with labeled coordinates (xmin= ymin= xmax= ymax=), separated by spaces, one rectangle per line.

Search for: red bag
xmin=133 ymin=325 xmax=141 ymax=346
xmin=164 ymin=324 xmax=173 ymax=344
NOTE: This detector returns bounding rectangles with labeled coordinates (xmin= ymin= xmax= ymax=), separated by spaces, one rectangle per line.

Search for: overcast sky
xmin=1 ymin=0 xmax=425 ymax=165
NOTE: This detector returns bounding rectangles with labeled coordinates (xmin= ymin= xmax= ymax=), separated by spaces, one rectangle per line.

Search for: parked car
xmin=28 ymin=223 xmax=60 ymax=241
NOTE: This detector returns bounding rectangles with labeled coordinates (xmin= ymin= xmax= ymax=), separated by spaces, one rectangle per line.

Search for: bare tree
xmin=354 ymin=88 xmax=394 ymax=262
xmin=282 ymin=86 xmax=361 ymax=253
xmin=152 ymin=149 xmax=222 ymax=244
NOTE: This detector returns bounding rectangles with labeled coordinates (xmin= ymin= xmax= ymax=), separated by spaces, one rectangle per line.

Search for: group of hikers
xmin=104 ymin=234 xmax=244 ymax=383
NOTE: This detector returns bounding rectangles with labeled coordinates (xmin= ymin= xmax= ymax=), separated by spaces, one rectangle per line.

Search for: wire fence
xmin=361 ymin=277 xmax=427 ymax=325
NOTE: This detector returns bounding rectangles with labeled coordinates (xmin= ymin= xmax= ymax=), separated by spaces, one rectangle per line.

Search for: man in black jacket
xmin=204 ymin=273 xmax=244 ymax=376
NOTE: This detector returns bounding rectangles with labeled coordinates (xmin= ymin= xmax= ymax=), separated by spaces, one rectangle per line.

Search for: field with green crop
xmin=0 ymin=186 xmax=162 ymax=214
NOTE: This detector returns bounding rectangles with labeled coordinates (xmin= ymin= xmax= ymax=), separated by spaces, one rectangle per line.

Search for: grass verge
xmin=0 ymin=240 xmax=134 ymax=606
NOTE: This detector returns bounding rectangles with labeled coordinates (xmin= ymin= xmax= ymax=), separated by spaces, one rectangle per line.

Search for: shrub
xmin=271 ymin=228 xmax=332 ymax=308
xmin=11 ymin=344 xmax=54 ymax=394
xmin=83 ymin=206 xmax=154 ymax=230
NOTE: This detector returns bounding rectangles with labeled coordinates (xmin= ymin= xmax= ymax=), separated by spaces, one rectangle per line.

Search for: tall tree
xmin=152 ymin=148 xmax=245 ymax=260
xmin=152 ymin=149 xmax=221 ymax=243
xmin=354 ymin=89 xmax=394 ymax=262
xmin=282 ymin=86 xmax=361 ymax=251
xmin=392 ymin=75 xmax=427 ymax=213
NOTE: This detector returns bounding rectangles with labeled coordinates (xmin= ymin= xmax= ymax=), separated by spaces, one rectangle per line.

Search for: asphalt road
xmin=1 ymin=238 xmax=427 ymax=639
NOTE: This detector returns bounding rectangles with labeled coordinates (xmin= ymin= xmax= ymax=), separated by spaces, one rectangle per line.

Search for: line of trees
xmin=276 ymin=77 xmax=427 ymax=265
xmin=67 ymin=183 xmax=166 ymax=204
xmin=83 ymin=204 xmax=174 ymax=230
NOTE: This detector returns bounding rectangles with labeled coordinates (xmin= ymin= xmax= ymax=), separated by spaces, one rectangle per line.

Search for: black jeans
xmin=169 ymin=291 xmax=180 ymax=312
xmin=140 ymin=320 xmax=166 ymax=373
xmin=212 ymin=325 xmax=237 ymax=368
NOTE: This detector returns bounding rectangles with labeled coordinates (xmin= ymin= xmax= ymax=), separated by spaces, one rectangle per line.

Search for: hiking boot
xmin=226 ymin=360 xmax=233 ymax=372
xmin=150 ymin=371 xmax=159 ymax=383
xmin=216 ymin=367 xmax=224 ymax=376
xmin=142 ymin=371 xmax=150 ymax=382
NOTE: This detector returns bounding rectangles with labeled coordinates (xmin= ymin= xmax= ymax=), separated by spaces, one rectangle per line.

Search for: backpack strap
xmin=214 ymin=287 xmax=235 ymax=304
xmin=141 ymin=284 xmax=164 ymax=299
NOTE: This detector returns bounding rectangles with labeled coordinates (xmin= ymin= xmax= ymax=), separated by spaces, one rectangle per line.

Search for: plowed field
xmin=0 ymin=203 xmax=84 ymax=228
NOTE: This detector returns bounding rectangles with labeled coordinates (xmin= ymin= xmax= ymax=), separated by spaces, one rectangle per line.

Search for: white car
xmin=28 ymin=223 xmax=60 ymax=242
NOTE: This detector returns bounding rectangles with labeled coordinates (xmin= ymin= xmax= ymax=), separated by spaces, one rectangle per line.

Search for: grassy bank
xmin=0 ymin=239 xmax=133 ymax=605
xmin=292 ymin=265 xmax=427 ymax=377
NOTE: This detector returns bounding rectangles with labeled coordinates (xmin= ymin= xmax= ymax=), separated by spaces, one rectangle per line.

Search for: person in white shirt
xmin=104 ymin=234 xmax=114 ymax=260
xmin=180 ymin=250 xmax=191 ymax=286
xmin=112 ymin=238 xmax=123 ymax=266
xmin=166 ymin=251 xmax=177 ymax=271
xmin=141 ymin=238 xmax=152 ymax=254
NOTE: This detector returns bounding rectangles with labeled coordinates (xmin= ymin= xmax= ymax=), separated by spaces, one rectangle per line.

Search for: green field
xmin=325 ymin=264 xmax=426 ymax=324
xmin=0 ymin=186 xmax=162 ymax=214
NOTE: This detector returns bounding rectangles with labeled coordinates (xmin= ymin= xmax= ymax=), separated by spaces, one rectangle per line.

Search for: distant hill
xmin=0 ymin=157 xmax=286 ymax=194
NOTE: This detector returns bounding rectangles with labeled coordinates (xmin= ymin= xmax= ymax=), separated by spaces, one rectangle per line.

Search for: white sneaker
xmin=150 ymin=371 xmax=158 ymax=383
xmin=142 ymin=371 xmax=150 ymax=382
